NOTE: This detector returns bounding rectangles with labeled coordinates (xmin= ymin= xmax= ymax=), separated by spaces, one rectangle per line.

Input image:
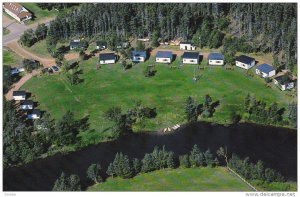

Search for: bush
xmin=179 ymin=155 xmax=190 ymax=168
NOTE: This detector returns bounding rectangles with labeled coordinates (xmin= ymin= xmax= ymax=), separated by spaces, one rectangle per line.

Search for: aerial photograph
xmin=2 ymin=1 xmax=298 ymax=195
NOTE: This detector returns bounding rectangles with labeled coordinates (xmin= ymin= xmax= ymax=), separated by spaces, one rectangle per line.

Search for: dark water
xmin=3 ymin=122 xmax=297 ymax=191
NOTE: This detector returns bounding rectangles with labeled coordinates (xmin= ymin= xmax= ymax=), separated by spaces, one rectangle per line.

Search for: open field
xmin=21 ymin=55 xmax=295 ymax=143
xmin=87 ymin=167 xmax=253 ymax=191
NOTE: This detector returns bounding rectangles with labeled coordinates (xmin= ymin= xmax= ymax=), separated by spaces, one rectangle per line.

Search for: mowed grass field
xmin=87 ymin=167 xmax=253 ymax=191
xmin=22 ymin=3 xmax=57 ymax=22
xmin=22 ymin=56 xmax=294 ymax=143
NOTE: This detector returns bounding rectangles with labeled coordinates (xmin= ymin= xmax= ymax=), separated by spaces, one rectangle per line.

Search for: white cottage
xmin=182 ymin=52 xmax=199 ymax=64
xmin=208 ymin=53 xmax=224 ymax=66
xmin=255 ymin=64 xmax=276 ymax=78
xmin=235 ymin=55 xmax=255 ymax=69
xmin=155 ymin=51 xmax=173 ymax=64
xmin=99 ymin=53 xmax=116 ymax=64
xmin=179 ymin=42 xmax=196 ymax=50
xmin=13 ymin=91 xmax=26 ymax=101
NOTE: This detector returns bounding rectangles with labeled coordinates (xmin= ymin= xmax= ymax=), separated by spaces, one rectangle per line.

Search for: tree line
xmin=45 ymin=3 xmax=296 ymax=70
xmin=52 ymin=145 xmax=287 ymax=191
xmin=3 ymin=98 xmax=89 ymax=168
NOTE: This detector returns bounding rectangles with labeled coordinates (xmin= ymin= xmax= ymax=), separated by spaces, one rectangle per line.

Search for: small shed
xmin=20 ymin=100 xmax=34 ymax=110
xmin=235 ymin=55 xmax=255 ymax=69
xmin=131 ymin=51 xmax=147 ymax=63
xmin=256 ymin=64 xmax=276 ymax=78
xmin=96 ymin=41 xmax=107 ymax=50
xmin=13 ymin=91 xmax=26 ymax=101
xmin=99 ymin=53 xmax=116 ymax=64
xmin=155 ymin=51 xmax=173 ymax=64
xmin=179 ymin=42 xmax=196 ymax=50
xmin=182 ymin=52 xmax=199 ymax=64
xmin=208 ymin=53 xmax=224 ymax=66
xmin=70 ymin=40 xmax=83 ymax=50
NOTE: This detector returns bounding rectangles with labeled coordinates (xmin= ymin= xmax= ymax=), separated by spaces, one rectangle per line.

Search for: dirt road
xmin=7 ymin=41 xmax=56 ymax=67
xmin=5 ymin=70 xmax=39 ymax=100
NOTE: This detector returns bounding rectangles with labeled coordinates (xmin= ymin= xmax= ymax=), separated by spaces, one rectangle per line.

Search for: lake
xmin=3 ymin=122 xmax=297 ymax=191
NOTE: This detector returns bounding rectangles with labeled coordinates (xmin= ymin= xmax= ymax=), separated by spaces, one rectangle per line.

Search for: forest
xmin=46 ymin=3 xmax=297 ymax=70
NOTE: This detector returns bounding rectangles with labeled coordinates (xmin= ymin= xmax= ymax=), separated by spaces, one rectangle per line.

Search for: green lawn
xmin=3 ymin=48 xmax=22 ymax=66
xmin=23 ymin=40 xmax=52 ymax=58
xmin=22 ymin=56 xmax=294 ymax=143
xmin=87 ymin=167 xmax=253 ymax=191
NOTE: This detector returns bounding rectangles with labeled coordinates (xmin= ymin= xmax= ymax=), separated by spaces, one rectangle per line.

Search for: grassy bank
xmin=21 ymin=56 xmax=295 ymax=143
xmin=87 ymin=167 xmax=253 ymax=191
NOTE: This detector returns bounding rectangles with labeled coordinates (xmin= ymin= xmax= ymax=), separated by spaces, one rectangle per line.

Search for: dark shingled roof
xmin=208 ymin=53 xmax=224 ymax=60
xmin=156 ymin=51 xmax=173 ymax=59
xmin=275 ymin=75 xmax=293 ymax=85
xmin=99 ymin=53 xmax=116 ymax=61
xmin=30 ymin=109 xmax=41 ymax=116
xmin=132 ymin=50 xmax=147 ymax=58
xmin=180 ymin=42 xmax=192 ymax=45
xmin=20 ymin=100 xmax=34 ymax=106
xmin=13 ymin=91 xmax=26 ymax=96
xmin=96 ymin=41 xmax=107 ymax=46
xmin=182 ymin=52 xmax=199 ymax=59
xmin=70 ymin=41 xmax=82 ymax=47
xmin=256 ymin=64 xmax=275 ymax=73
xmin=236 ymin=55 xmax=255 ymax=64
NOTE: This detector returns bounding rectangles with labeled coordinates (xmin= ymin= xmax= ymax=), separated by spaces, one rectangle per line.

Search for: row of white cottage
xmin=98 ymin=51 xmax=295 ymax=91
xmin=12 ymin=91 xmax=41 ymax=119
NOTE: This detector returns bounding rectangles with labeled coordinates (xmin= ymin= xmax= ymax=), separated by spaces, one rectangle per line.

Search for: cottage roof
xmin=99 ymin=53 xmax=116 ymax=61
xmin=208 ymin=53 xmax=224 ymax=60
xmin=31 ymin=109 xmax=41 ymax=116
xmin=256 ymin=64 xmax=275 ymax=73
xmin=13 ymin=91 xmax=26 ymax=96
xmin=132 ymin=50 xmax=147 ymax=58
xmin=180 ymin=42 xmax=192 ymax=45
xmin=236 ymin=55 xmax=255 ymax=64
xmin=96 ymin=41 xmax=107 ymax=46
xmin=156 ymin=51 xmax=172 ymax=59
xmin=182 ymin=52 xmax=199 ymax=59
xmin=275 ymin=75 xmax=293 ymax=85
xmin=70 ymin=41 xmax=82 ymax=47
xmin=20 ymin=100 xmax=34 ymax=106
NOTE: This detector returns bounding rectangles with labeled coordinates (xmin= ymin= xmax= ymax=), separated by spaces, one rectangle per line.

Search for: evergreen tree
xmin=287 ymin=102 xmax=297 ymax=128
xmin=132 ymin=158 xmax=142 ymax=175
xmin=189 ymin=144 xmax=204 ymax=167
xmin=204 ymin=149 xmax=214 ymax=167
xmin=111 ymin=152 xmax=133 ymax=179
xmin=179 ymin=154 xmax=190 ymax=168
xmin=87 ymin=163 xmax=102 ymax=183
xmin=185 ymin=96 xmax=197 ymax=122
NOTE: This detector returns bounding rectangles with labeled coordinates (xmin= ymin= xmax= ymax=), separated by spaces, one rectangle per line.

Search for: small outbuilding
xmin=255 ymin=64 xmax=276 ymax=78
xmin=96 ymin=41 xmax=107 ymax=50
xmin=208 ymin=53 xmax=224 ymax=66
xmin=13 ymin=91 xmax=26 ymax=101
xmin=179 ymin=42 xmax=196 ymax=50
xmin=235 ymin=55 xmax=255 ymax=69
xmin=182 ymin=52 xmax=199 ymax=64
xmin=70 ymin=40 xmax=83 ymax=50
xmin=274 ymin=75 xmax=295 ymax=91
xmin=99 ymin=53 xmax=116 ymax=64
xmin=27 ymin=109 xmax=41 ymax=120
xmin=20 ymin=100 xmax=34 ymax=110
xmin=131 ymin=51 xmax=147 ymax=63
xmin=155 ymin=51 xmax=173 ymax=64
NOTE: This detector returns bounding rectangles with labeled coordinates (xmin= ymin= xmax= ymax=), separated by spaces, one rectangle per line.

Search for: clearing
xmin=21 ymin=56 xmax=294 ymax=143
xmin=87 ymin=167 xmax=253 ymax=191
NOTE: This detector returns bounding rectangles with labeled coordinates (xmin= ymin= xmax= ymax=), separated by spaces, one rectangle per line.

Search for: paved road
xmin=3 ymin=15 xmax=53 ymax=45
